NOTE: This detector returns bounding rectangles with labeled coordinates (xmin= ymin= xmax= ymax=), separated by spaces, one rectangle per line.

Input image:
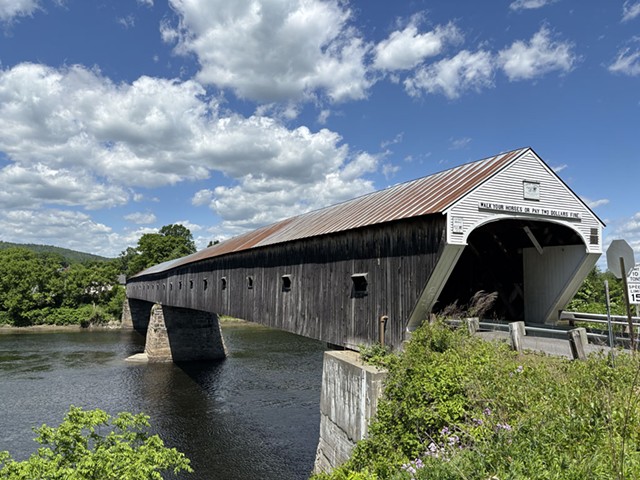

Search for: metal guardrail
xmin=448 ymin=311 xmax=640 ymax=358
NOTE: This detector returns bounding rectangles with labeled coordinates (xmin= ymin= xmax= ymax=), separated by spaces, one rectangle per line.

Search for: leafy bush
xmin=318 ymin=320 xmax=640 ymax=479
xmin=0 ymin=406 xmax=192 ymax=480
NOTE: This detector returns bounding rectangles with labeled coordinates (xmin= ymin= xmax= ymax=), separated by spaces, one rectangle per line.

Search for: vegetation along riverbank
xmin=313 ymin=320 xmax=640 ymax=480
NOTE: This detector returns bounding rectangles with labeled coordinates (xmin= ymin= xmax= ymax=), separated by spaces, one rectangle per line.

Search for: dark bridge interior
xmin=435 ymin=219 xmax=584 ymax=321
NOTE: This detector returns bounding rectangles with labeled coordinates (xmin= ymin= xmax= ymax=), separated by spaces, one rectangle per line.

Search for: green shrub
xmin=0 ymin=406 xmax=192 ymax=479
xmin=318 ymin=320 xmax=640 ymax=479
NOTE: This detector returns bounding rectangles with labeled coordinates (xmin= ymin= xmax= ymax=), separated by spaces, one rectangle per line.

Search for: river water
xmin=0 ymin=322 xmax=326 ymax=479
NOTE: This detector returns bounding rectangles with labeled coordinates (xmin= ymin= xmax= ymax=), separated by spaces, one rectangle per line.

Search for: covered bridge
xmin=126 ymin=147 xmax=604 ymax=351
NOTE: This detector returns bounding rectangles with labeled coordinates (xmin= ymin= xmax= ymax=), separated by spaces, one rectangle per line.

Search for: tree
xmin=121 ymin=224 xmax=197 ymax=277
xmin=0 ymin=406 xmax=192 ymax=480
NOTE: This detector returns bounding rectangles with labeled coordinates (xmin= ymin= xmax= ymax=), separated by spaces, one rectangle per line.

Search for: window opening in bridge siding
xmin=189 ymin=279 xmax=194 ymax=289
xmin=179 ymin=281 xmax=183 ymax=290
xmin=590 ymin=228 xmax=599 ymax=245
xmin=351 ymin=273 xmax=368 ymax=298
xmin=221 ymin=277 xmax=227 ymax=290
xmin=281 ymin=274 xmax=292 ymax=292
xmin=170 ymin=282 xmax=173 ymax=291
xmin=203 ymin=279 xmax=208 ymax=291
xmin=247 ymin=276 xmax=254 ymax=290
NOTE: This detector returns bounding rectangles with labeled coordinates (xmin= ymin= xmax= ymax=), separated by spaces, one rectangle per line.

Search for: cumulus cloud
xmin=373 ymin=20 xmax=462 ymax=71
xmin=610 ymin=212 xmax=640 ymax=254
xmin=498 ymin=27 xmax=577 ymax=81
xmin=164 ymin=0 xmax=372 ymax=103
xmin=0 ymin=0 xmax=39 ymax=21
xmin=0 ymin=62 xmax=380 ymax=249
xmin=509 ymin=0 xmax=558 ymax=11
xmin=124 ymin=212 xmax=157 ymax=224
xmin=192 ymin=151 xmax=378 ymax=235
xmin=609 ymin=45 xmax=640 ymax=76
xmin=623 ymin=1 xmax=640 ymax=22
xmin=0 ymin=208 xmax=120 ymax=256
xmin=404 ymin=49 xmax=494 ymax=99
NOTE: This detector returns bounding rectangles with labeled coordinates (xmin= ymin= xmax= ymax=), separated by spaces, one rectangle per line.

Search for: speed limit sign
xmin=628 ymin=265 xmax=640 ymax=305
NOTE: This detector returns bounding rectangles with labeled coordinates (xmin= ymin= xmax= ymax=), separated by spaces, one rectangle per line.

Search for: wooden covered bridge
xmin=124 ymin=147 xmax=604 ymax=360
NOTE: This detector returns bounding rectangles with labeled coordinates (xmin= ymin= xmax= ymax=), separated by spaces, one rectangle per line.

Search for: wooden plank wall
xmin=127 ymin=215 xmax=446 ymax=350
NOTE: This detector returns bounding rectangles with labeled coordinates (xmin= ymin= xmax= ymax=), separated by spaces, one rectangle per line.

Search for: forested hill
xmin=0 ymin=241 xmax=110 ymax=264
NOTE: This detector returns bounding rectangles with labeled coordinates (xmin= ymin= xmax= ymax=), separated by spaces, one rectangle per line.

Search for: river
xmin=0 ymin=322 xmax=326 ymax=479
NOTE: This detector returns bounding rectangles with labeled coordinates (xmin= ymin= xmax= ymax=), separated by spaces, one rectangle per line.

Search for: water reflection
xmin=0 ymin=323 xmax=325 ymax=479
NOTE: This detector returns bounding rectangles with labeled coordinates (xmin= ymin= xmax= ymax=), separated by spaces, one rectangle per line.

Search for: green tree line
xmin=0 ymin=224 xmax=198 ymax=326
xmin=0 ymin=248 xmax=124 ymax=326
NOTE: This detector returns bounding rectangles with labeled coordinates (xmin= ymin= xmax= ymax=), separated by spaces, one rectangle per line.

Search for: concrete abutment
xmin=124 ymin=299 xmax=226 ymax=363
xmin=313 ymin=350 xmax=387 ymax=474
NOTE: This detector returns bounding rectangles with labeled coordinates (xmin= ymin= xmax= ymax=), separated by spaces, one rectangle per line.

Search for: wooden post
xmin=509 ymin=321 xmax=526 ymax=352
xmin=568 ymin=327 xmax=588 ymax=360
xmin=465 ymin=317 xmax=480 ymax=335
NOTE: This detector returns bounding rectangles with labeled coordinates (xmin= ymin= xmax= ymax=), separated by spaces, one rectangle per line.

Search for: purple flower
xmin=447 ymin=435 xmax=459 ymax=446
xmin=496 ymin=422 xmax=512 ymax=431
xmin=483 ymin=407 xmax=492 ymax=416
xmin=440 ymin=426 xmax=450 ymax=435
xmin=473 ymin=418 xmax=484 ymax=426
xmin=516 ymin=365 xmax=524 ymax=373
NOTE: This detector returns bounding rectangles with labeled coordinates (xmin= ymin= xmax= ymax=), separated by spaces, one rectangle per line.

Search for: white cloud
xmin=0 ymin=0 xmax=39 ymax=21
xmin=405 ymin=49 xmax=494 ymax=99
xmin=373 ymin=21 xmax=462 ymax=71
xmin=117 ymin=14 xmax=135 ymax=29
xmin=124 ymin=212 xmax=157 ymax=224
xmin=193 ymin=151 xmax=379 ymax=236
xmin=583 ymin=197 xmax=610 ymax=209
xmin=449 ymin=137 xmax=472 ymax=150
xmin=609 ymin=45 xmax=640 ymax=76
xmin=552 ymin=163 xmax=568 ymax=173
xmin=137 ymin=0 xmax=153 ymax=6
xmin=0 ymin=62 xmax=381 ymax=250
xmin=509 ymin=0 xmax=558 ymax=11
xmin=498 ymin=27 xmax=577 ymax=81
xmin=165 ymin=0 xmax=372 ymax=104
xmin=623 ymin=1 xmax=640 ymax=22
xmin=0 ymin=208 xmax=119 ymax=256
xmin=609 ymin=212 xmax=640 ymax=256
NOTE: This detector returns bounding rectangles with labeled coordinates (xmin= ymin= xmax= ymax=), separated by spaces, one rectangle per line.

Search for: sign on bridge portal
xmin=628 ymin=264 xmax=640 ymax=305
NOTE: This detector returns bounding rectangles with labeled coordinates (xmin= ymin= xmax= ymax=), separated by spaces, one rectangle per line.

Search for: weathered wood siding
xmin=127 ymin=215 xmax=446 ymax=350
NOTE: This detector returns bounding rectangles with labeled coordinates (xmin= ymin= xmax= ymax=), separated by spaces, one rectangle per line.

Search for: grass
xmin=313 ymin=320 xmax=640 ymax=480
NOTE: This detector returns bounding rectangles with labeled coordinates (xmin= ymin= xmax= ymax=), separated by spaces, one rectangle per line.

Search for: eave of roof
xmin=131 ymin=147 xmax=530 ymax=278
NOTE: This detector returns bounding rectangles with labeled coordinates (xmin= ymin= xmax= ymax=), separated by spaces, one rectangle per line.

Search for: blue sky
xmin=0 ymin=0 xmax=638 ymax=263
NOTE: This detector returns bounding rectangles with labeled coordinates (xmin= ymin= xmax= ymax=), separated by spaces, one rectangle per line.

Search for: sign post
xmin=607 ymin=240 xmax=636 ymax=350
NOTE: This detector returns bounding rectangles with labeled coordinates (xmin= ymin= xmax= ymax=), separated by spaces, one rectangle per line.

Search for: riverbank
xmin=0 ymin=315 xmax=249 ymax=335
xmin=0 ymin=322 xmax=122 ymax=334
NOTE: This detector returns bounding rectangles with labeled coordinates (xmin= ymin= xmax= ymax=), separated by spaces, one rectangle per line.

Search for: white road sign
xmin=629 ymin=264 xmax=640 ymax=305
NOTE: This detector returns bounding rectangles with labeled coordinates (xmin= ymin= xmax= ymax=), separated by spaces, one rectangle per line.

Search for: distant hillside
xmin=0 ymin=241 xmax=111 ymax=264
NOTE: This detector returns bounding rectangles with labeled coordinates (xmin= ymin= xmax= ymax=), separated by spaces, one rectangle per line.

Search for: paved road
xmin=476 ymin=329 xmax=613 ymax=358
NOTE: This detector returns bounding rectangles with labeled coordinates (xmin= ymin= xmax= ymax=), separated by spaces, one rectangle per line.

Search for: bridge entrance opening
xmin=434 ymin=219 xmax=586 ymax=323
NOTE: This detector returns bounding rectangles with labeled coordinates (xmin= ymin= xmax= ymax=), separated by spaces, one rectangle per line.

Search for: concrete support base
xmin=313 ymin=350 xmax=387 ymax=474
xmin=144 ymin=303 xmax=226 ymax=363
xmin=121 ymin=298 xmax=153 ymax=333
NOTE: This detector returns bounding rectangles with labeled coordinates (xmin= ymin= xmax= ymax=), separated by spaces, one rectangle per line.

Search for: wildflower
xmin=496 ymin=422 xmax=512 ymax=431
xmin=447 ymin=435 xmax=460 ymax=446
xmin=516 ymin=365 xmax=524 ymax=373
xmin=473 ymin=418 xmax=484 ymax=426
xmin=440 ymin=426 xmax=450 ymax=435
xmin=483 ymin=407 xmax=492 ymax=416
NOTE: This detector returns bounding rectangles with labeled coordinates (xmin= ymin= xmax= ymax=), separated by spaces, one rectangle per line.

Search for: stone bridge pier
xmin=123 ymin=299 xmax=226 ymax=363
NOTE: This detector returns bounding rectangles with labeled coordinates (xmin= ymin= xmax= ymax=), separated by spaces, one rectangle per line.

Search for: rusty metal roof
xmin=132 ymin=147 xmax=527 ymax=277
